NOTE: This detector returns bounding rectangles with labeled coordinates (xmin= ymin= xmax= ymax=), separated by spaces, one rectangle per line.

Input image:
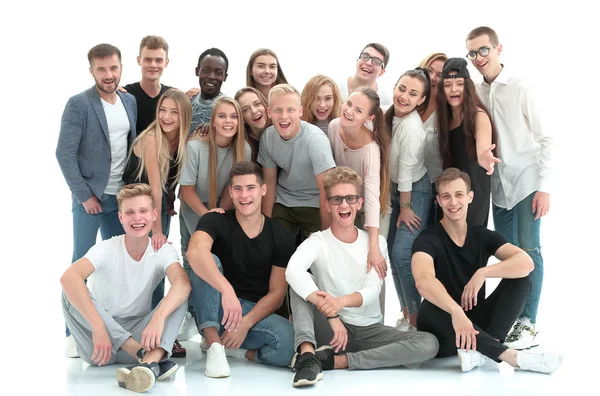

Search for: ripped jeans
xmin=492 ymin=192 xmax=543 ymax=322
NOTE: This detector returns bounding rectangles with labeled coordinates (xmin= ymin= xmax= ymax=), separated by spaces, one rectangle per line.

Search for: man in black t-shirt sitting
xmin=187 ymin=162 xmax=296 ymax=378
xmin=412 ymin=168 xmax=561 ymax=374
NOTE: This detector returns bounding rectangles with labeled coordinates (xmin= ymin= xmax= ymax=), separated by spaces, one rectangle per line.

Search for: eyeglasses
xmin=327 ymin=195 xmax=360 ymax=205
xmin=466 ymin=46 xmax=496 ymax=61
xmin=358 ymin=52 xmax=384 ymax=68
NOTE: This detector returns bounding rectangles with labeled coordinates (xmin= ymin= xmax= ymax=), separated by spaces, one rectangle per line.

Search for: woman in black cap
xmin=436 ymin=58 xmax=500 ymax=227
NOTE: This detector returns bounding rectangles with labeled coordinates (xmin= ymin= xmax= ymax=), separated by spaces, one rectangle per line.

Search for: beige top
xmin=328 ymin=118 xmax=381 ymax=229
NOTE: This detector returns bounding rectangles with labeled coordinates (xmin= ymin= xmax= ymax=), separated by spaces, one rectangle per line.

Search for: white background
xmin=1 ymin=0 xmax=597 ymax=383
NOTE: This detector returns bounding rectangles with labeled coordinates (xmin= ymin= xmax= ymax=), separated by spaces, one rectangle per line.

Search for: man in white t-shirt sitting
xmin=285 ymin=167 xmax=439 ymax=387
xmin=60 ymin=183 xmax=190 ymax=393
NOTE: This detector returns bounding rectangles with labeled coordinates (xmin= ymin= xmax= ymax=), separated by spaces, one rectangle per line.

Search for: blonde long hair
xmin=129 ymin=88 xmax=191 ymax=190
xmin=301 ymin=74 xmax=342 ymax=125
xmin=190 ymin=96 xmax=247 ymax=208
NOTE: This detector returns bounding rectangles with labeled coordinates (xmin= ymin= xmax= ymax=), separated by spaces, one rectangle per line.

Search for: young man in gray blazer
xmin=56 ymin=43 xmax=137 ymax=357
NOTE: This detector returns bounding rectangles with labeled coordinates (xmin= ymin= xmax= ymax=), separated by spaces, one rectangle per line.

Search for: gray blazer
xmin=56 ymin=86 xmax=137 ymax=203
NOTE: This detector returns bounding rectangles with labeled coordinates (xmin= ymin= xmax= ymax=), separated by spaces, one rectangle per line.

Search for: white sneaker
xmin=516 ymin=350 xmax=562 ymax=374
xmin=504 ymin=317 xmax=539 ymax=350
xmin=178 ymin=312 xmax=199 ymax=341
xmin=200 ymin=337 xmax=208 ymax=353
xmin=457 ymin=349 xmax=488 ymax=372
xmin=65 ymin=335 xmax=80 ymax=358
xmin=395 ymin=318 xmax=417 ymax=332
xmin=205 ymin=343 xmax=231 ymax=378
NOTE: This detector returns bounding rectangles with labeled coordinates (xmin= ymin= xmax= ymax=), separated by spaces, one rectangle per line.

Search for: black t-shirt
xmin=412 ymin=223 xmax=507 ymax=304
xmin=124 ymin=82 xmax=171 ymax=133
xmin=196 ymin=210 xmax=296 ymax=302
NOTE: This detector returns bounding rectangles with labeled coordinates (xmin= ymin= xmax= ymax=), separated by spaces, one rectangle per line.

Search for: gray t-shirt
xmin=189 ymin=93 xmax=223 ymax=134
xmin=257 ymin=121 xmax=336 ymax=208
xmin=179 ymin=138 xmax=251 ymax=233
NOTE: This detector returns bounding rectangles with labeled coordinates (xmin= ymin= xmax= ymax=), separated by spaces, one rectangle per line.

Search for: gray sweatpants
xmin=62 ymin=292 xmax=187 ymax=366
xmin=290 ymin=288 xmax=439 ymax=370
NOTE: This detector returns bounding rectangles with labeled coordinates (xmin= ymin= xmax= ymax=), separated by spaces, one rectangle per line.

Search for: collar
xmin=483 ymin=64 xmax=509 ymax=86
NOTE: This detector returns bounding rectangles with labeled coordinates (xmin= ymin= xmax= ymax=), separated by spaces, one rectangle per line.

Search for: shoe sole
xmin=293 ymin=372 xmax=323 ymax=387
xmin=116 ymin=366 xmax=156 ymax=393
xmin=157 ymin=363 xmax=179 ymax=381
xmin=204 ymin=369 xmax=231 ymax=378
xmin=290 ymin=345 xmax=332 ymax=372
xmin=504 ymin=341 xmax=540 ymax=351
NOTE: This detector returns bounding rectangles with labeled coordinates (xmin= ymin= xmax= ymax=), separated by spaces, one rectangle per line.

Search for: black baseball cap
xmin=441 ymin=58 xmax=470 ymax=79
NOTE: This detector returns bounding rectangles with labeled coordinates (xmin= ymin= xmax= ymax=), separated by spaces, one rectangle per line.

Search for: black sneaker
xmin=157 ymin=360 xmax=179 ymax=381
xmin=116 ymin=362 xmax=159 ymax=393
xmin=292 ymin=352 xmax=323 ymax=387
xmin=314 ymin=345 xmax=335 ymax=370
xmin=291 ymin=346 xmax=335 ymax=372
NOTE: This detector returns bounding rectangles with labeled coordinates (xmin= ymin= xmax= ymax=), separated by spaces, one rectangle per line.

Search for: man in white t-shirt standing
xmin=466 ymin=26 xmax=552 ymax=350
xmin=60 ymin=184 xmax=190 ymax=393
xmin=285 ymin=167 xmax=439 ymax=387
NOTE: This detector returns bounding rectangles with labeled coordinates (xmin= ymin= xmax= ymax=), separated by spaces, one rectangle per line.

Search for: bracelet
xmin=327 ymin=314 xmax=340 ymax=319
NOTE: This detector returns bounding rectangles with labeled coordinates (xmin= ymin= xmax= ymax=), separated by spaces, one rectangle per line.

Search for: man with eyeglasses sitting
xmin=285 ymin=166 xmax=439 ymax=387
xmin=337 ymin=43 xmax=392 ymax=107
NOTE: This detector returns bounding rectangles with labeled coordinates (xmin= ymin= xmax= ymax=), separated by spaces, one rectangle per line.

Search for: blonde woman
xmin=300 ymin=74 xmax=343 ymax=135
xmin=180 ymin=96 xmax=251 ymax=231
xmin=246 ymin=48 xmax=288 ymax=100
xmin=123 ymin=88 xmax=191 ymax=252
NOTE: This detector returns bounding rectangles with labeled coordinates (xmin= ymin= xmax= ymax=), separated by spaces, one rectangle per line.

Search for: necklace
xmin=342 ymin=128 xmax=364 ymax=152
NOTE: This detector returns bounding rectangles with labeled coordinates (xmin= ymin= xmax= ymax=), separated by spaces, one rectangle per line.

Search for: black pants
xmin=417 ymin=276 xmax=531 ymax=361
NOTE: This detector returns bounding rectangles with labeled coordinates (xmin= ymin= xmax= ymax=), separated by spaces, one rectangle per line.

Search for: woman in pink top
xmin=328 ymin=87 xmax=391 ymax=279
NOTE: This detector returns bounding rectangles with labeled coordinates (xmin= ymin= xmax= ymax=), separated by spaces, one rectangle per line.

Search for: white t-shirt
xmin=102 ymin=96 xmax=131 ymax=195
xmin=85 ymin=235 xmax=180 ymax=318
xmin=285 ymin=228 xmax=387 ymax=326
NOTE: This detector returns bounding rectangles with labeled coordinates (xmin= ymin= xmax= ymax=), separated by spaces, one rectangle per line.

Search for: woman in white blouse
xmin=384 ymin=68 xmax=432 ymax=330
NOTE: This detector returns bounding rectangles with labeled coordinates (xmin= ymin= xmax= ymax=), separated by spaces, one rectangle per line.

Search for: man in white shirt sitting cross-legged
xmin=285 ymin=166 xmax=439 ymax=387
xmin=61 ymin=183 xmax=190 ymax=393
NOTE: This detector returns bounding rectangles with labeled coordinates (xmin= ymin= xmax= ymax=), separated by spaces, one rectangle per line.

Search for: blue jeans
xmin=492 ymin=192 xmax=543 ymax=322
xmin=388 ymin=175 xmax=432 ymax=314
xmin=71 ymin=194 xmax=124 ymax=262
xmin=151 ymin=194 xmax=172 ymax=310
xmin=68 ymin=194 xmax=124 ymax=336
xmin=179 ymin=210 xmax=194 ymax=316
xmin=189 ymin=255 xmax=295 ymax=367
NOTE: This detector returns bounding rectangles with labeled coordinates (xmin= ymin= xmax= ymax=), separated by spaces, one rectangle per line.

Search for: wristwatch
xmin=400 ymin=201 xmax=413 ymax=209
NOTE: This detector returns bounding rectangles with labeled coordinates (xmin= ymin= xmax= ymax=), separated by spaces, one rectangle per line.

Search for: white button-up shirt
xmin=476 ymin=66 xmax=552 ymax=210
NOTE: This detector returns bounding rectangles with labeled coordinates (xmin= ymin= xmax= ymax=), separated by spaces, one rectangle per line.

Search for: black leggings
xmin=417 ymin=276 xmax=531 ymax=361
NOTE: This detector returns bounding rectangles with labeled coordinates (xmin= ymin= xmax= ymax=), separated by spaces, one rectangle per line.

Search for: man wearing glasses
xmin=465 ymin=26 xmax=553 ymax=350
xmin=286 ymin=166 xmax=439 ymax=387
xmin=337 ymin=43 xmax=392 ymax=107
